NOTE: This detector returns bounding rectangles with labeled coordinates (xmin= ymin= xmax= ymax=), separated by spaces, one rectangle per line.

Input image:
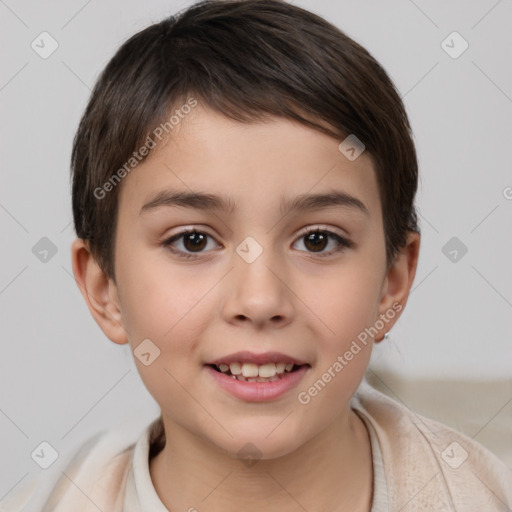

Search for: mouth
xmin=204 ymin=351 xmax=311 ymax=401
xmin=206 ymin=361 xmax=306 ymax=382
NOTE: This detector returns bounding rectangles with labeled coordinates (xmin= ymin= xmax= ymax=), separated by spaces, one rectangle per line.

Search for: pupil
xmin=305 ymin=232 xmax=327 ymax=252
xmin=184 ymin=232 xmax=207 ymax=251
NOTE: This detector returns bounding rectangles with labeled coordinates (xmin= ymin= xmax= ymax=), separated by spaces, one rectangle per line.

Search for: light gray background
xmin=1 ymin=0 xmax=511 ymax=501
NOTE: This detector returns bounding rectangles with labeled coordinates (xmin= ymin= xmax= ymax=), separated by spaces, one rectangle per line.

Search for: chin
xmin=213 ymin=424 xmax=307 ymax=463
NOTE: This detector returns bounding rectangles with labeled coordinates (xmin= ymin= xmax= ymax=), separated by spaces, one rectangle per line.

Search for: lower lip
xmin=204 ymin=365 xmax=309 ymax=402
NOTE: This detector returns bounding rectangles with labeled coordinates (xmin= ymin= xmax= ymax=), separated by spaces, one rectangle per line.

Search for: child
xmin=4 ymin=0 xmax=511 ymax=510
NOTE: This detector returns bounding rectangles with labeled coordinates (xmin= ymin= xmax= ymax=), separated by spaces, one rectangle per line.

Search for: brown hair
xmin=71 ymin=0 xmax=420 ymax=282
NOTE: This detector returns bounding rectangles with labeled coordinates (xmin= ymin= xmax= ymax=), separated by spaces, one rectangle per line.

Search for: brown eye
xmin=293 ymin=229 xmax=353 ymax=257
xmin=163 ymin=229 xmax=219 ymax=259
xmin=304 ymin=232 xmax=328 ymax=252
xmin=182 ymin=232 xmax=207 ymax=252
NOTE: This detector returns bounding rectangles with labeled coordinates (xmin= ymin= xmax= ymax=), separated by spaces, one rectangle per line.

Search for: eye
xmin=293 ymin=227 xmax=353 ymax=257
xmin=162 ymin=226 xmax=353 ymax=260
xmin=162 ymin=228 xmax=219 ymax=259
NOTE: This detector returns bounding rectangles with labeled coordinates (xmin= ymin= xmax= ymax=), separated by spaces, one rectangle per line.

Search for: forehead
xmin=117 ymin=104 xmax=381 ymax=224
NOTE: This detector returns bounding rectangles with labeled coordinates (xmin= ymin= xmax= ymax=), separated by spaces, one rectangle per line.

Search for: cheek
xmin=296 ymin=271 xmax=378 ymax=415
xmin=116 ymin=245 xmax=207 ymax=339
xmin=116 ymin=253 xmax=216 ymax=405
xmin=303 ymin=264 xmax=382 ymax=342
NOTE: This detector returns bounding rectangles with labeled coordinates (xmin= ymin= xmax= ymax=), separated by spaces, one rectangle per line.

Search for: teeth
xmin=217 ymin=361 xmax=298 ymax=377
xmin=241 ymin=363 xmax=259 ymax=378
xmin=229 ymin=362 xmax=242 ymax=375
xmin=258 ymin=363 xmax=277 ymax=378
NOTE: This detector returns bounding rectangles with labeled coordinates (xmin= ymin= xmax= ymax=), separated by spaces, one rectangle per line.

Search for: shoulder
xmin=352 ymin=378 xmax=512 ymax=511
xmin=0 ymin=425 xmax=139 ymax=512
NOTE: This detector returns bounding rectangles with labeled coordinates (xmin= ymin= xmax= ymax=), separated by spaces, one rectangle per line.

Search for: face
xmin=90 ymin=104 xmax=408 ymax=460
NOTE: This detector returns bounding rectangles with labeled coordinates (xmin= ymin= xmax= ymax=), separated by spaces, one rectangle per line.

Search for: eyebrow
xmin=139 ymin=189 xmax=369 ymax=218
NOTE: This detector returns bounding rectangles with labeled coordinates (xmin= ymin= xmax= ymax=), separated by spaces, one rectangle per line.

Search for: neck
xmin=149 ymin=408 xmax=373 ymax=512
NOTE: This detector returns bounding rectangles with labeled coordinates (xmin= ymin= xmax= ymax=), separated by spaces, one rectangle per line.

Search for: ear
xmin=70 ymin=238 xmax=128 ymax=345
xmin=374 ymin=231 xmax=420 ymax=342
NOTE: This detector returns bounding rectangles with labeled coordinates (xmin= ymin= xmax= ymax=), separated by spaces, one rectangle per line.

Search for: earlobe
xmin=374 ymin=231 xmax=421 ymax=342
xmin=70 ymin=238 xmax=129 ymax=345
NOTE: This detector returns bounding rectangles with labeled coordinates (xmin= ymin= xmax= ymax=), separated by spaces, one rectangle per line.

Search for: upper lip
xmin=206 ymin=351 xmax=309 ymax=366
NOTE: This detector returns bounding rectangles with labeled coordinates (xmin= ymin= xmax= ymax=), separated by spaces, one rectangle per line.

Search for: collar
xmin=121 ymin=381 xmax=389 ymax=512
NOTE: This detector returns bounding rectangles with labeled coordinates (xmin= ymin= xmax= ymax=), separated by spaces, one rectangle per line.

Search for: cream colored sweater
xmin=2 ymin=378 xmax=511 ymax=511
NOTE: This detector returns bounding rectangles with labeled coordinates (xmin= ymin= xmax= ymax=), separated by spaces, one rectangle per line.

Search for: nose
xmin=221 ymin=245 xmax=295 ymax=329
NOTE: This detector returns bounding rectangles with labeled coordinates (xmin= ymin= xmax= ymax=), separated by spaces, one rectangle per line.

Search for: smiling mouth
xmin=206 ymin=362 xmax=307 ymax=382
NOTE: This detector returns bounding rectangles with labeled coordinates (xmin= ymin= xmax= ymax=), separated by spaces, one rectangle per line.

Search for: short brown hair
xmin=71 ymin=0 xmax=420 ymax=282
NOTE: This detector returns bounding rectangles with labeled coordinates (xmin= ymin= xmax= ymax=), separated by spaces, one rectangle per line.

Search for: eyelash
xmin=162 ymin=227 xmax=354 ymax=260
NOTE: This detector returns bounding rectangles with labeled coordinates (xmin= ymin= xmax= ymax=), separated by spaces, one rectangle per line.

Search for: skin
xmin=71 ymin=103 xmax=420 ymax=512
